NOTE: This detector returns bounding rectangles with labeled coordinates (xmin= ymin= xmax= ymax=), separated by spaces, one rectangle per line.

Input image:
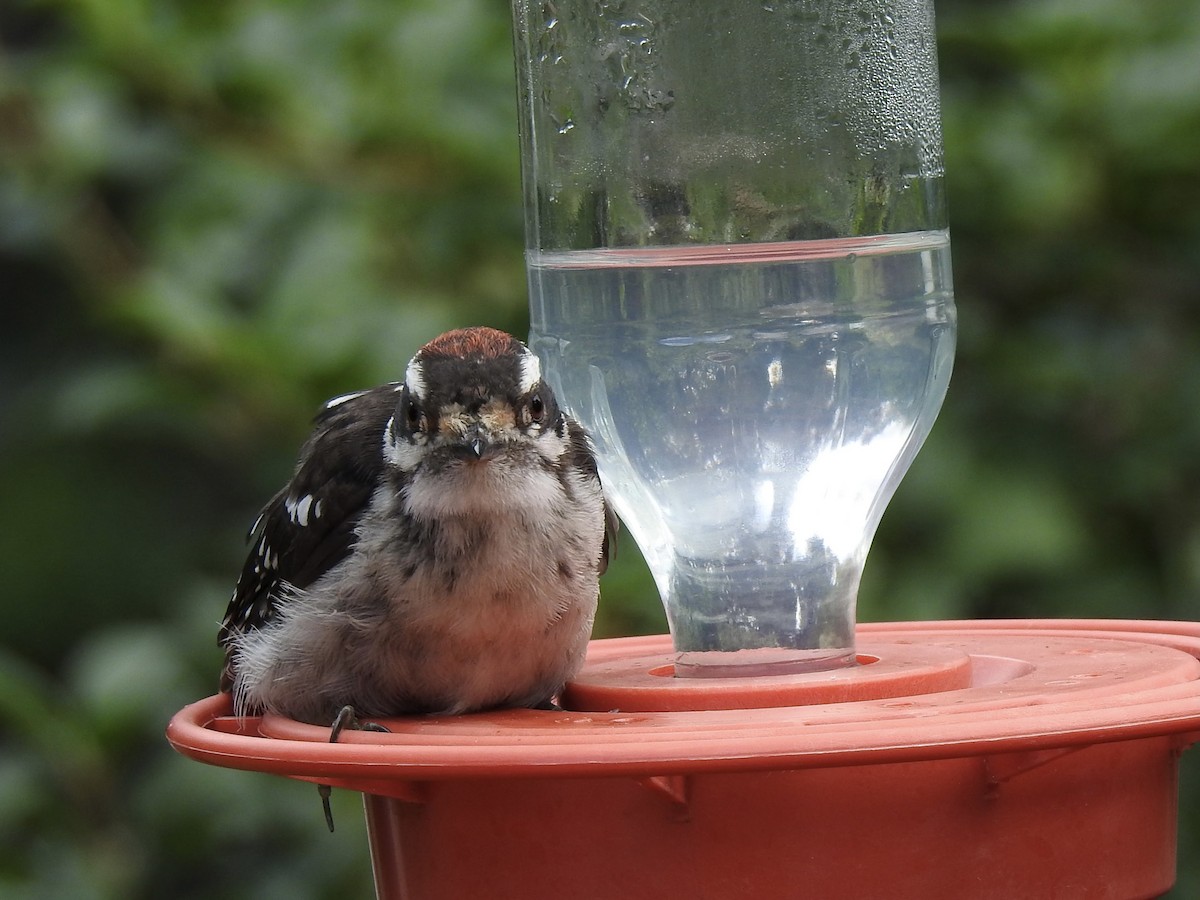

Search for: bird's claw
xmin=320 ymin=705 xmax=390 ymax=832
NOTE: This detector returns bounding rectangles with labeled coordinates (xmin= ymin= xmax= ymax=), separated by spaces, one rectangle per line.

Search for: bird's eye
xmin=406 ymin=398 xmax=422 ymax=430
xmin=528 ymin=394 xmax=545 ymax=424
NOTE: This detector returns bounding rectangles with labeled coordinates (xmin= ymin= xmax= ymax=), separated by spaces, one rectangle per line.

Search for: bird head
xmin=383 ymin=327 xmax=568 ymax=482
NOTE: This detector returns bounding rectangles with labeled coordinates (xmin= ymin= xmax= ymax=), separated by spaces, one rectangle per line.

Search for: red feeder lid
xmin=167 ymin=620 xmax=1200 ymax=787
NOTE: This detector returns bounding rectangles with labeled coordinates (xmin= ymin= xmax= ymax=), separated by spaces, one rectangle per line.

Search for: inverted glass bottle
xmin=511 ymin=0 xmax=956 ymax=676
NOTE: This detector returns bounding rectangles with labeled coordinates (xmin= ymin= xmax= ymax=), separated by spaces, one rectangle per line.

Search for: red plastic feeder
xmin=168 ymin=619 xmax=1200 ymax=899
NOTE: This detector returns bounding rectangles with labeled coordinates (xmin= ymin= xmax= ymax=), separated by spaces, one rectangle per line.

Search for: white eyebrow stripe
xmin=518 ymin=350 xmax=542 ymax=394
xmin=405 ymin=357 xmax=426 ymax=400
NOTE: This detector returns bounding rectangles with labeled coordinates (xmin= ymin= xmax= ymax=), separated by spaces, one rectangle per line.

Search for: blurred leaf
xmin=3 ymin=0 xmax=1200 ymax=895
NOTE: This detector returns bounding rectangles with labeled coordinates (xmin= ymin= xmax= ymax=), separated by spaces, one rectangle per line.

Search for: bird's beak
xmin=459 ymin=424 xmax=490 ymax=460
xmin=439 ymin=408 xmax=505 ymax=460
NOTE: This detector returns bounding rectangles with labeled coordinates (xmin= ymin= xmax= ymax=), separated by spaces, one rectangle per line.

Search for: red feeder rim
xmin=167 ymin=619 xmax=1200 ymax=794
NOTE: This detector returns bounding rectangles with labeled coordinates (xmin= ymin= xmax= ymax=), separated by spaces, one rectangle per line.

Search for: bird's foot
xmin=328 ymin=704 xmax=390 ymax=741
xmin=319 ymin=705 xmax=390 ymax=832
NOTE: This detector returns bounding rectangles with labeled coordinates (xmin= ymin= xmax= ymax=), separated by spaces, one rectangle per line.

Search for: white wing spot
xmin=324 ymin=389 xmax=369 ymax=410
xmin=284 ymin=494 xmax=315 ymax=527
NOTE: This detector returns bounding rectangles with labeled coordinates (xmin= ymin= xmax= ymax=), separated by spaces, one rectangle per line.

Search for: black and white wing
xmin=218 ymin=384 xmax=401 ymax=691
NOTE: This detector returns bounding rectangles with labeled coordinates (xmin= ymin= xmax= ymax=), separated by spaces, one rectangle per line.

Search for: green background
xmin=2 ymin=0 xmax=1198 ymax=896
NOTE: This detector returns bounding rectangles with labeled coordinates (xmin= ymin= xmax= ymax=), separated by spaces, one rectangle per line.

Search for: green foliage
xmin=1 ymin=0 xmax=1198 ymax=896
